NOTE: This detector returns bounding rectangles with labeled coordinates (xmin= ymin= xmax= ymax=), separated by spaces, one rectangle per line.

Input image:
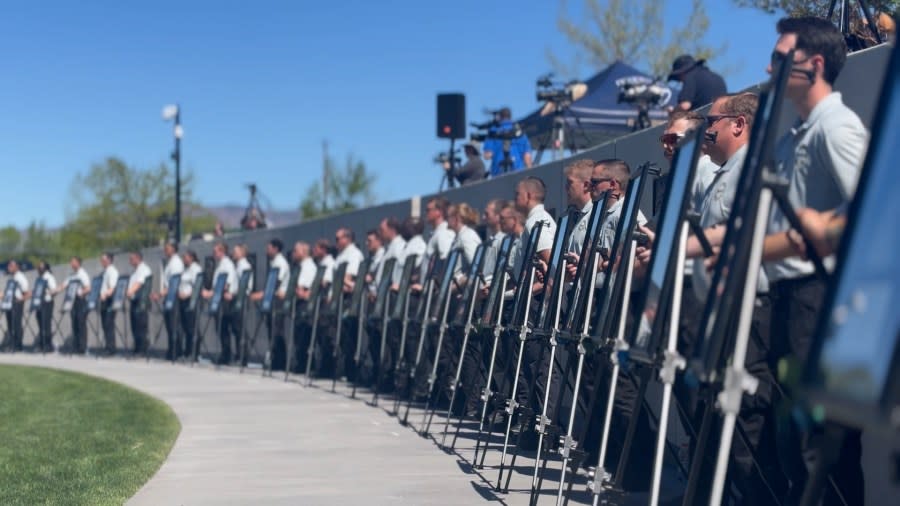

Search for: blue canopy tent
xmin=518 ymin=61 xmax=672 ymax=156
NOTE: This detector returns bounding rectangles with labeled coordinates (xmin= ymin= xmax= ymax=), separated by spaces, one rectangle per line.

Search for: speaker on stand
xmin=436 ymin=93 xmax=466 ymax=191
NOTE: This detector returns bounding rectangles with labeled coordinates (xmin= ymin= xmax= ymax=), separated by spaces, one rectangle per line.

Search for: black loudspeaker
xmin=437 ymin=93 xmax=466 ymax=139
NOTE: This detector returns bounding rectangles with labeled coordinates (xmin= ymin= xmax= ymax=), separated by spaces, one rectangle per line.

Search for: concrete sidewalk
xmin=1 ymin=353 xmax=569 ymax=506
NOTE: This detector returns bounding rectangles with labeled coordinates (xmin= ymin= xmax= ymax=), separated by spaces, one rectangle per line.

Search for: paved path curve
xmin=0 ymin=354 xmax=523 ymax=506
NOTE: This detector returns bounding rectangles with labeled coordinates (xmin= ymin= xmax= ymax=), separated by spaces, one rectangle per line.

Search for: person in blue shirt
xmin=482 ymin=107 xmax=533 ymax=177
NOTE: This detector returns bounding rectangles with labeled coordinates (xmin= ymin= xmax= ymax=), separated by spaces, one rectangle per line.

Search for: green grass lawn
xmin=0 ymin=365 xmax=180 ymax=505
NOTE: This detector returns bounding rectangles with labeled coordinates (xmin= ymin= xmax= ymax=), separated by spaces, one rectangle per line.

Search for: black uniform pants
xmin=228 ymin=307 xmax=244 ymax=361
xmin=130 ymin=305 xmax=148 ymax=353
xmin=101 ymin=300 xmax=116 ymax=352
xmin=6 ymin=301 xmax=24 ymax=350
xmin=218 ymin=300 xmax=234 ymax=363
xmin=163 ymin=300 xmax=179 ymax=358
xmin=179 ymin=301 xmax=195 ymax=358
xmin=770 ymin=276 xmax=864 ymax=506
xmin=38 ymin=300 xmax=54 ymax=352
xmin=71 ymin=297 xmax=87 ymax=353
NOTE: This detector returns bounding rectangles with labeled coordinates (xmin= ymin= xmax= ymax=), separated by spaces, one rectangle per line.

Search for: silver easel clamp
xmin=716 ymin=365 xmax=759 ymax=416
xmin=658 ymin=349 xmax=686 ymax=385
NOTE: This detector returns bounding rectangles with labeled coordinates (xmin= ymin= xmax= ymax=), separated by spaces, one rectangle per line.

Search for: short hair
xmin=401 ymin=216 xmax=424 ymax=240
xmin=452 ymin=203 xmax=480 ymax=227
xmin=499 ymin=107 xmax=512 ymax=120
xmin=269 ymin=238 xmax=284 ymax=252
xmin=777 ymin=16 xmax=847 ymax=85
xmin=383 ymin=217 xmax=402 ymax=234
xmin=293 ymin=241 xmax=310 ymax=257
xmin=366 ymin=228 xmax=379 ymax=238
xmin=337 ymin=227 xmax=355 ymax=242
xmin=667 ymin=110 xmax=704 ymax=130
xmin=315 ymin=238 xmax=333 ymax=255
xmin=185 ymin=249 xmax=198 ymax=262
xmin=164 ymin=241 xmax=178 ymax=253
xmin=500 ymin=202 xmax=525 ymax=224
xmin=102 ymin=252 xmax=114 ymax=262
xmin=71 ymin=256 xmax=82 ymax=265
xmin=486 ymin=198 xmax=507 ymax=214
xmin=518 ymin=176 xmax=547 ymax=202
xmin=717 ymin=92 xmax=760 ymax=134
xmin=233 ymin=243 xmax=247 ymax=254
xmin=427 ymin=196 xmax=451 ymax=218
xmin=595 ymin=159 xmax=631 ymax=189
xmin=214 ymin=241 xmax=229 ymax=255
xmin=564 ymin=158 xmax=595 ymax=181
xmin=130 ymin=251 xmax=143 ymax=260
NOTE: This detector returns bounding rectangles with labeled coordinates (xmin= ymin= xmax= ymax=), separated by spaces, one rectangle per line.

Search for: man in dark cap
xmin=668 ymin=54 xmax=727 ymax=112
xmin=442 ymin=140 xmax=486 ymax=186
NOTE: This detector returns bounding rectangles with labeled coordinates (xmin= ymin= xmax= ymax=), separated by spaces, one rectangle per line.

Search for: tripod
xmin=386 ymin=258 xmax=417 ymax=412
xmin=418 ymin=260 xmax=459 ymax=436
xmin=301 ymin=266 xmax=329 ymax=386
xmin=329 ymin=263 xmax=349 ymax=392
xmin=828 ymin=0 xmax=883 ymax=47
xmin=534 ymin=103 xmax=590 ymax=165
xmin=443 ymin=237 xmax=514 ymax=452
xmin=436 ymin=246 xmax=489 ymax=447
xmin=400 ymin=276 xmax=437 ymax=426
xmin=438 ymin=138 xmax=460 ymax=192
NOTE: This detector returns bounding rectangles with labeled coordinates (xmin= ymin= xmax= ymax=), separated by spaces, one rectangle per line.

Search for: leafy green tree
xmin=300 ymin=150 xmax=376 ymax=220
xmin=0 ymin=226 xmax=22 ymax=258
xmin=20 ymin=221 xmax=64 ymax=265
xmin=550 ymin=0 xmax=727 ymax=77
xmin=62 ymin=157 xmax=215 ymax=258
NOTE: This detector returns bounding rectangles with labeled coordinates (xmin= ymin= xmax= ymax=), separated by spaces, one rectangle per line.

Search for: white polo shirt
xmin=525 ymin=203 xmax=557 ymax=254
xmin=335 ymin=243 xmax=365 ymax=278
xmin=270 ymin=253 xmax=290 ymax=295
xmin=129 ymin=262 xmax=152 ymax=301
xmin=161 ymin=254 xmax=184 ymax=293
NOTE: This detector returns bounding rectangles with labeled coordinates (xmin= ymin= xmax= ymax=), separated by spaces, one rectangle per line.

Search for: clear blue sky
xmin=0 ymin=0 xmax=781 ymax=228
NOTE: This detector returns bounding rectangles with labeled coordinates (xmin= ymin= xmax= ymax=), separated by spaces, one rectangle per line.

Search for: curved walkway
xmin=0 ymin=354 xmax=518 ymax=506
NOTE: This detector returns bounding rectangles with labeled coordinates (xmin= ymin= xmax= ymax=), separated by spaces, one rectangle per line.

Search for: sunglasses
xmin=770 ymin=50 xmax=812 ymax=68
xmin=705 ymin=114 xmax=741 ymax=127
xmin=659 ymin=132 xmax=685 ymax=146
xmin=590 ymin=177 xmax=613 ymax=186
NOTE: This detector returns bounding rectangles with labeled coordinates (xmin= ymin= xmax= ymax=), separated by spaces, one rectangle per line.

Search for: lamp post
xmin=162 ymin=104 xmax=183 ymax=244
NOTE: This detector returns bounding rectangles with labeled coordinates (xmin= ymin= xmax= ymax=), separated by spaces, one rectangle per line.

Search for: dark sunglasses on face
xmin=590 ymin=177 xmax=613 ymax=187
xmin=771 ymin=50 xmax=811 ymax=68
xmin=659 ymin=132 xmax=685 ymax=146
xmin=705 ymin=114 xmax=741 ymax=127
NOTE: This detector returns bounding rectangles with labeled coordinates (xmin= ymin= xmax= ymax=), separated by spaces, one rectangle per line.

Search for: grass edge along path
xmin=0 ymin=364 xmax=181 ymax=505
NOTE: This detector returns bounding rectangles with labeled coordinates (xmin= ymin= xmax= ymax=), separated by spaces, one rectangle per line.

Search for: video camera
xmin=469 ymin=108 xmax=504 ymax=130
xmin=535 ymin=73 xmax=586 ymax=104
xmin=615 ymin=76 xmax=672 ymax=108
xmin=433 ymin=149 xmax=462 ymax=165
xmin=470 ymin=122 xmax=523 ymax=143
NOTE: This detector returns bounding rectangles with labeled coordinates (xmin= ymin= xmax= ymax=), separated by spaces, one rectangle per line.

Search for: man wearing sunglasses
xmin=761 ymin=16 xmax=869 ymax=505
xmin=689 ymin=92 xmax=789 ymax=505
xmin=658 ymin=111 xmax=719 ymax=216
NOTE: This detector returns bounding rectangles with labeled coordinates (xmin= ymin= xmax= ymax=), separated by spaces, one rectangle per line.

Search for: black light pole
xmin=163 ymin=104 xmax=183 ymax=244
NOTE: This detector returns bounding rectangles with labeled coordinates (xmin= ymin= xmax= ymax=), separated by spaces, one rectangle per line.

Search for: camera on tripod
xmin=535 ymin=73 xmax=587 ymax=104
xmin=615 ymin=76 xmax=672 ymax=108
xmin=433 ymin=149 xmax=462 ymax=166
xmin=469 ymin=123 xmax=523 ymax=143
xmin=241 ymin=183 xmax=268 ymax=230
